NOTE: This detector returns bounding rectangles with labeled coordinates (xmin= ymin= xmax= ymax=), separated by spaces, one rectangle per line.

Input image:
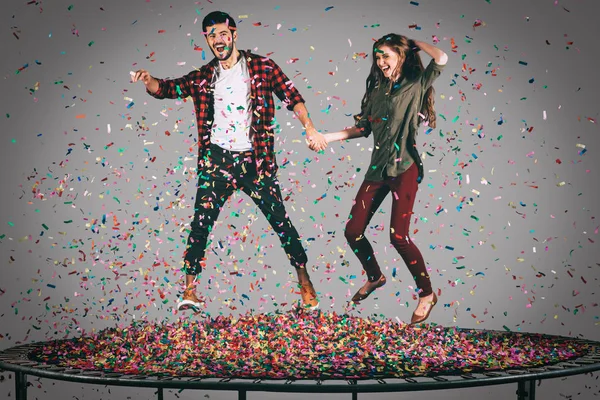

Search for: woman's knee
xmin=390 ymin=232 xmax=410 ymax=251
xmin=344 ymin=222 xmax=364 ymax=243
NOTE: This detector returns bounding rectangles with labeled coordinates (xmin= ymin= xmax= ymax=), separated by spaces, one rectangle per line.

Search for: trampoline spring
xmin=34 ymin=364 xmax=54 ymax=369
xmin=253 ymin=379 xmax=262 ymax=384
xmin=64 ymin=369 xmax=83 ymax=375
xmin=460 ymin=374 xmax=476 ymax=380
xmin=506 ymin=370 xmax=527 ymax=375
xmin=219 ymin=378 xmax=232 ymax=383
xmin=376 ymin=379 xmax=387 ymax=384
xmin=81 ymin=371 xmax=103 ymax=376
xmin=316 ymin=379 xmax=323 ymax=385
xmin=404 ymin=378 xmax=418 ymax=383
xmin=284 ymin=379 xmax=294 ymax=385
xmin=189 ymin=378 xmax=203 ymax=382
xmin=3 ymin=355 xmax=21 ymax=360
xmin=574 ymin=359 xmax=595 ymax=364
xmin=560 ymin=362 xmax=580 ymax=368
xmin=347 ymin=379 xmax=357 ymax=385
xmin=9 ymin=360 xmax=38 ymax=366
xmin=432 ymin=376 xmax=448 ymax=382
xmin=527 ymin=368 xmax=546 ymax=373
xmin=483 ymin=372 xmax=503 ymax=377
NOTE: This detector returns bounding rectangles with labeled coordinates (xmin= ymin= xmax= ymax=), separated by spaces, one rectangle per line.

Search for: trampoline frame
xmin=2 ymin=339 xmax=600 ymax=400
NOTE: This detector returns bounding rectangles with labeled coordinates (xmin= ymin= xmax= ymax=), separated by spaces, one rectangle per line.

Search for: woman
xmin=317 ymin=34 xmax=447 ymax=324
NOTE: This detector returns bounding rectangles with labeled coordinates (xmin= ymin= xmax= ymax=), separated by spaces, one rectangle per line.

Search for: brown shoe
xmin=410 ymin=292 xmax=438 ymax=324
xmin=351 ymin=275 xmax=387 ymax=304
xmin=177 ymin=289 xmax=204 ymax=311
xmin=299 ymin=281 xmax=319 ymax=310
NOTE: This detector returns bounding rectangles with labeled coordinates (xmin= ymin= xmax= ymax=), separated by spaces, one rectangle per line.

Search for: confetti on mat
xmin=29 ymin=310 xmax=592 ymax=379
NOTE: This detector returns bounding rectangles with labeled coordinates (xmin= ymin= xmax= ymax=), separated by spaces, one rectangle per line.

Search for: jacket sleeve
xmin=147 ymin=71 xmax=197 ymax=100
xmin=353 ymin=99 xmax=372 ymax=137
xmin=420 ymin=58 xmax=445 ymax=91
xmin=269 ymin=60 xmax=305 ymax=111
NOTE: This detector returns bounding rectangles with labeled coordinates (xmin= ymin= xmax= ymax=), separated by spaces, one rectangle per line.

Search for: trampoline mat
xmin=28 ymin=310 xmax=593 ymax=380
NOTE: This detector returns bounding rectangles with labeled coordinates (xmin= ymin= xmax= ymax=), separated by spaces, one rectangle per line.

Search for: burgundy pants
xmin=345 ymin=162 xmax=433 ymax=298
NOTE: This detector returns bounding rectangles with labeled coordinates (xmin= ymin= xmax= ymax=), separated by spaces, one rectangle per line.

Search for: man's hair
xmin=202 ymin=11 xmax=236 ymax=35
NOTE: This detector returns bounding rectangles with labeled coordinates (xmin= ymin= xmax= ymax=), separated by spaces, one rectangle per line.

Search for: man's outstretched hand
xmin=131 ymin=69 xmax=159 ymax=93
xmin=306 ymin=127 xmax=327 ymax=152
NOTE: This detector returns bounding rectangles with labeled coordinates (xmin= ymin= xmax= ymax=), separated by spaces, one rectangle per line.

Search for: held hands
xmin=305 ymin=126 xmax=327 ymax=152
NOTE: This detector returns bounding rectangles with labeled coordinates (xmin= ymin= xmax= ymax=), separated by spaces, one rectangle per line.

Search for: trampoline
xmin=1 ymin=310 xmax=599 ymax=400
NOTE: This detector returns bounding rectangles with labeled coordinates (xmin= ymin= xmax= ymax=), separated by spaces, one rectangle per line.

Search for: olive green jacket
xmin=355 ymin=59 xmax=445 ymax=182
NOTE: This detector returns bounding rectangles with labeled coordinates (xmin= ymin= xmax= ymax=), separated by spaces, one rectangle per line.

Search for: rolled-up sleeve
xmin=420 ymin=59 xmax=445 ymax=91
xmin=147 ymin=72 xmax=195 ymax=100
xmin=353 ymin=100 xmax=372 ymax=137
xmin=269 ymin=60 xmax=305 ymax=111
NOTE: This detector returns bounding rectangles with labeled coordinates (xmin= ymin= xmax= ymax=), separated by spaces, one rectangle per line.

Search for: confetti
xmin=28 ymin=310 xmax=592 ymax=379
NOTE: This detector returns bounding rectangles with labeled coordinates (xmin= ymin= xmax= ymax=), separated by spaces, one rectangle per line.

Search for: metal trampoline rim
xmin=2 ymin=358 xmax=600 ymax=393
xmin=1 ymin=334 xmax=599 ymax=394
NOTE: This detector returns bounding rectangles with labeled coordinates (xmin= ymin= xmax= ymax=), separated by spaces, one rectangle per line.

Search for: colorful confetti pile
xmin=29 ymin=310 xmax=592 ymax=379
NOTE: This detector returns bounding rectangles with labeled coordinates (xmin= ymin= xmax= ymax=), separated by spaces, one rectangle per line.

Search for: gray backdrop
xmin=1 ymin=0 xmax=599 ymax=399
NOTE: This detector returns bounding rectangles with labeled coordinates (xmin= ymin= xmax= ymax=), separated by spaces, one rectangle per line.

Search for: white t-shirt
xmin=210 ymin=59 xmax=252 ymax=151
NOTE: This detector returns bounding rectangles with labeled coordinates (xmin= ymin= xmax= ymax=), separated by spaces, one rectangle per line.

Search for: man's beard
xmin=211 ymin=42 xmax=235 ymax=60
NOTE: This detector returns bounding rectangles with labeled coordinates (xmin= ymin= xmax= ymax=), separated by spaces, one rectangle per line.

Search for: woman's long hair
xmin=360 ymin=33 xmax=436 ymax=129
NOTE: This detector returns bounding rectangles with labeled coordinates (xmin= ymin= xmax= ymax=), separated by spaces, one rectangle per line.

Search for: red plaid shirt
xmin=148 ymin=50 xmax=305 ymax=176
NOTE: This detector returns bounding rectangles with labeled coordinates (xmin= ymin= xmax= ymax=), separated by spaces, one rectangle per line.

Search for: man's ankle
xmin=296 ymin=268 xmax=310 ymax=283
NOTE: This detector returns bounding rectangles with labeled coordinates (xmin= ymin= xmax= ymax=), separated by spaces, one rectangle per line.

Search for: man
xmin=132 ymin=11 xmax=325 ymax=311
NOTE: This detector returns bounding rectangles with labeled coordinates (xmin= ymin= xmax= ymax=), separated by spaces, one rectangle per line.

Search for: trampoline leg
xmin=156 ymin=388 xmax=164 ymax=400
xmin=517 ymin=380 xmax=536 ymax=400
xmin=352 ymin=392 xmax=358 ymax=400
xmin=238 ymin=390 xmax=247 ymax=400
xmin=15 ymin=372 xmax=27 ymax=400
